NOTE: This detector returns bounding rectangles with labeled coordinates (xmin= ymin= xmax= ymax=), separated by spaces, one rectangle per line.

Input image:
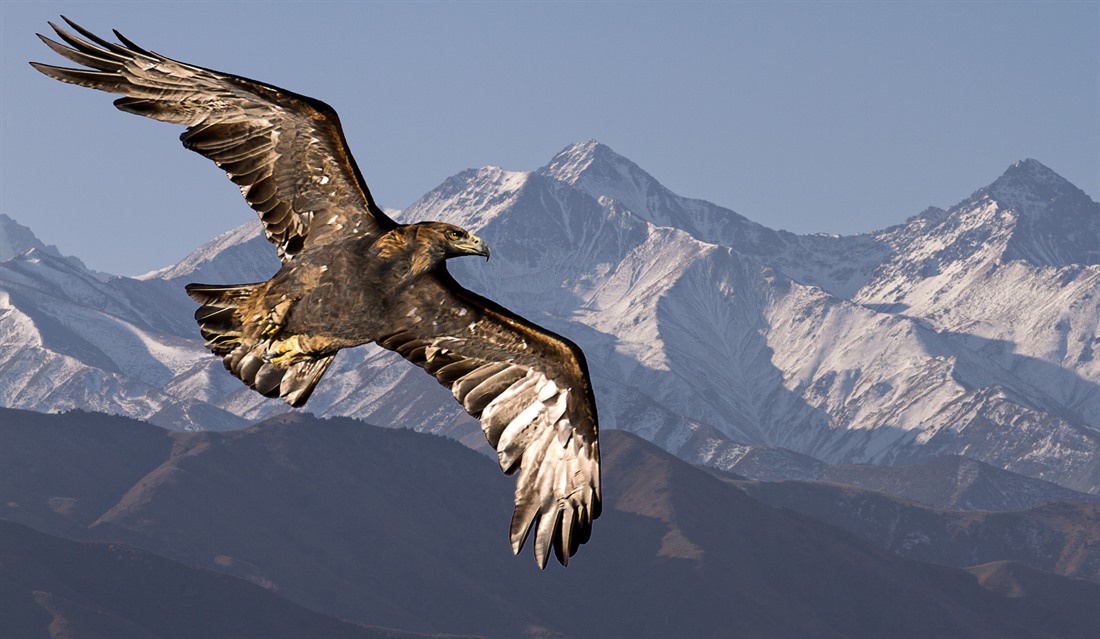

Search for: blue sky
xmin=2 ymin=1 xmax=1097 ymax=276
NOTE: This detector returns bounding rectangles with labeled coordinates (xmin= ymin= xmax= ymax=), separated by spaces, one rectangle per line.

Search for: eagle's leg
xmin=243 ymin=332 xmax=345 ymax=407
xmin=266 ymin=334 xmax=310 ymax=366
xmin=265 ymin=333 xmax=347 ymax=366
xmin=260 ymin=299 xmax=294 ymax=338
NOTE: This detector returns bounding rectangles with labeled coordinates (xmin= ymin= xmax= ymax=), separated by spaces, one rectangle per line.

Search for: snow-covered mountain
xmin=2 ymin=143 xmax=1097 ymax=494
xmin=0 ymin=214 xmax=104 ymax=278
xmin=0 ymin=245 xmax=248 ymax=431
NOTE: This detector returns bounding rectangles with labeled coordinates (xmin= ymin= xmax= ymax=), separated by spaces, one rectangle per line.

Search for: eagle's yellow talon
xmin=266 ymin=334 xmax=303 ymax=365
xmin=269 ymin=352 xmax=293 ymax=366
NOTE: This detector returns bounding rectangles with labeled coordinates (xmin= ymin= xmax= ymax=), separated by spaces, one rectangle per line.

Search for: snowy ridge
xmin=540 ymin=141 xmax=781 ymax=252
xmin=541 ymin=142 xmax=889 ymax=298
xmin=0 ymin=245 xmax=246 ymax=430
xmin=139 ymin=220 xmax=279 ymax=285
xmin=988 ymin=159 xmax=1093 ymax=221
xmin=0 ymin=213 xmax=104 ymax=279
xmin=0 ymin=214 xmax=51 ymax=262
xmin=2 ymin=142 xmax=1098 ymax=493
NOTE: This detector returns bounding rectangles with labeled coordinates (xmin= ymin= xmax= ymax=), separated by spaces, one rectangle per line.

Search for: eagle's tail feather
xmin=277 ymin=355 xmax=335 ymax=406
xmin=227 ymin=347 xmax=335 ymax=407
xmin=185 ymin=282 xmax=261 ymax=355
xmin=185 ymin=282 xmax=335 ymax=407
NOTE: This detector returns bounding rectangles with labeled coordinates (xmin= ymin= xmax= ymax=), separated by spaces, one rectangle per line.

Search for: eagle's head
xmin=426 ymin=222 xmax=491 ymax=260
xmin=386 ymin=222 xmax=491 ymax=277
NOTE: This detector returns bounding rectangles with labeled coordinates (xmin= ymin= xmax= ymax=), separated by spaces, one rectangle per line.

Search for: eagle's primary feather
xmin=33 ymin=17 xmax=600 ymax=569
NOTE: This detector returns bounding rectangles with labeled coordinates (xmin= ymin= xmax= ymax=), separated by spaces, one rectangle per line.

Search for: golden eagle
xmin=32 ymin=18 xmax=600 ymax=568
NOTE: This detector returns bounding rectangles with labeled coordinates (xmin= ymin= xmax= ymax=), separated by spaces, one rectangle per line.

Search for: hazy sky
xmin=2 ymin=1 xmax=1097 ymax=276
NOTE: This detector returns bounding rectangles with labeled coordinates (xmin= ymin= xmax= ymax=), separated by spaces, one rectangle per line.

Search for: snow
xmin=2 ymin=143 xmax=1098 ymax=493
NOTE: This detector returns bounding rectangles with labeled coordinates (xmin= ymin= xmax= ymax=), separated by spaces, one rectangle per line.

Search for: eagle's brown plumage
xmin=33 ymin=17 xmax=600 ymax=568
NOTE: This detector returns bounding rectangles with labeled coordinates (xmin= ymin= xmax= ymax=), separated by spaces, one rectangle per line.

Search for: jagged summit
xmin=399 ymin=165 xmax=533 ymax=232
xmin=868 ymin=158 xmax=1099 ymax=271
xmin=0 ymin=214 xmax=76 ymax=264
xmin=0 ymin=214 xmax=48 ymax=262
xmin=0 ymin=214 xmax=102 ymax=278
xmin=539 ymin=140 xmax=778 ymax=253
xmin=985 ymin=158 xmax=1093 ymax=218
xmin=981 ymin=159 xmax=1100 ymax=266
xmin=538 ymin=140 xmax=666 ymax=218
xmin=140 ymin=220 xmax=276 ymax=284
xmin=538 ymin=140 xmax=701 ymax=213
xmin=904 ymin=206 xmax=949 ymax=226
xmin=991 ymin=159 xmax=1077 ymax=197
xmin=539 ymin=140 xmax=636 ymax=186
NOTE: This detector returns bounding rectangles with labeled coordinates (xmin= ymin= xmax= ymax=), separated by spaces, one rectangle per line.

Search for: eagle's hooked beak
xmin=457 ymin=233 xmax=490 ymax=261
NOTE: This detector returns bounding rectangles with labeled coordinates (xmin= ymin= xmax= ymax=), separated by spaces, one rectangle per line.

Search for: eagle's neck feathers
xmin=371 ymin=225 xmax=447 ymax=280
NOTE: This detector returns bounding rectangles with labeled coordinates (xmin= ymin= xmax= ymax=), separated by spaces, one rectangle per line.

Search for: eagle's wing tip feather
xmin=33 ymin=16 xmax=396 ymax=262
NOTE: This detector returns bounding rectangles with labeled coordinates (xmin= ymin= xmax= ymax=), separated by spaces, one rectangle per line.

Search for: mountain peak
xmin=986 ymin=159 xmax=1088 ymax=216
xmin=980 ymin=159 xmax=1100 ymax=265
xmin=400 ymin=165 xmax=532 ymax=232
xmin=141 ymin=220 xmax=277 ymax=284
xmin=999 ymin=158 xmax=1065 ymax=184
xmin=1 ymin=214 xmax=53 ymax=262
xmin=538 ymin=140 xmax=703 ymax=215
xmin=539 ymin=140 xmax=637 ymax=187
xmin=0 ymin=214 xmax=101 ymax=277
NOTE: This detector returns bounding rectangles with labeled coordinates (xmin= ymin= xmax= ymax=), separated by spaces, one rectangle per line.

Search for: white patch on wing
xmin=485 ymin=371 xmax=568 ymax=472
xmin=441 ymin=359 xmax=599 ymax=567
xmin=536 ymin=377 xmax=559 ymax=402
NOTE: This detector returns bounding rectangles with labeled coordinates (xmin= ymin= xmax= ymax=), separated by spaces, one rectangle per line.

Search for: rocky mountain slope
xmin=1 ymin=143 xmax=1097 ymax=494
xmin=736 ymin=478 xmax=1100 ymax=584
xmin=716 ymin=452 xmax=1100 ymax=511
xmin=2 ymin=520 xmax=449 ymax=639
xmin=4 ymin=407 xmax=1098 ymax=639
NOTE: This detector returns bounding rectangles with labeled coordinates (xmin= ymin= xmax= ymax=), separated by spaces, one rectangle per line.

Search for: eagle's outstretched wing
xmin=33 ymin=18 xmax=602 ymax=568
xmin=30 ymin=17 xmax=396 ymax=261
xmin=377 ymin=270 xmax=601 ymax=569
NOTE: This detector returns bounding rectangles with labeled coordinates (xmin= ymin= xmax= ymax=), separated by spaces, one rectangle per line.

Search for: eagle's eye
xmin=447 ymin=230 xmax=462 ymax=240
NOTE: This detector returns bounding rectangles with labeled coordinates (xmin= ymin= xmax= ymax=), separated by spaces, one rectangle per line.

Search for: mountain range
xmin=4 ymin=142 xmax=1100 ymax=637
xmin=2 ymin=519 xmax=451 ymax=639
xmin=1 ymin=142 xmax=1098 ymax=497
xmin=734 ymin=477 xmax=1100 ymax=584
xmin=4 ymin=406 xmax=1098 ymax=639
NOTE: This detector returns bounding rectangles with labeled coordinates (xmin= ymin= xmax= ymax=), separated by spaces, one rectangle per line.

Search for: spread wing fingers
xmin=378 ymin=271 xmax=601 ymax=568
xmin=32 ymin=17 xmax=396 ymax=261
